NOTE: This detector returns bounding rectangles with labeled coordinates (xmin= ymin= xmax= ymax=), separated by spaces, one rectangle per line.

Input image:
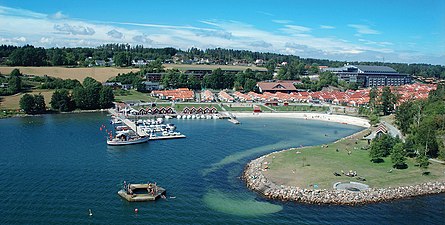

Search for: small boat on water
xmin=228 ymin=118 xmax=240 ymax=124
xmin=107 ymin=133 xmax=149 ymax=146
xmin=118 ymin=183 xmax=166 ymax=202
xmin=110 ymin=118 xmax=122 ymax=125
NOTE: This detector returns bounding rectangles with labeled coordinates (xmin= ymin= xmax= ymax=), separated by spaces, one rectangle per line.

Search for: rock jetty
xmin=242 ymin=152 xmax=445 ymax=205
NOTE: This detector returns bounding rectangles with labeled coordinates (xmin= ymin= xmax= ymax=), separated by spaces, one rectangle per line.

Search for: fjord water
xmin=0 ymin=113 xmax=443 ymax=224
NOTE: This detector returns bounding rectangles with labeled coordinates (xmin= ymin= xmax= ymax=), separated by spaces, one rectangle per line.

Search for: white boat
xmin=166 ymin=124 xmax=176 ymax=130
xmin=115 ymin=125 xmax=129 ymax=131
xmin=165 ymin=115 xmax=172 ymax=119
xmin=200 ymin=115 xmax=206 ymax=119
xmin=187 ymin=115 xmax=192 ymax=119
xmin=177 ymin=115 xmax=182 ymax=119
xmin=107 ymin=134 xmax=149 ymax=146
xmin=110 ymin=118 xmax=122 ymax=124
xmin=191 ymin=115 xmax=196 ymax=119
xmin=206 ymin=115 xmax=213 ymax=119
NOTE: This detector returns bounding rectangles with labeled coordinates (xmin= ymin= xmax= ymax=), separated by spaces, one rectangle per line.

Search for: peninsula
xmin=241 ymin=113 xmax=445 ymax=205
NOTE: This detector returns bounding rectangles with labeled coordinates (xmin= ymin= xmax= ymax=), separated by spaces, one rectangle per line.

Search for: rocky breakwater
xmin=242 ymin=153 xmax=445 ymax=205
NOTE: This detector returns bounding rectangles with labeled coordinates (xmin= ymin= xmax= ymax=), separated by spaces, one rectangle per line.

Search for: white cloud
xmin=282 ymin=25 xmax=311 ymax=34
xmin=54 ymin=23 xmax=95 ymax=35
xmin=133 ymin=35 xmax=153 ymax=44
xmin=16 ymin=36 xmax=26 ymax=42
xmin=107 ymin=29 xmax=124 ymax=39
xmin=348 ymin=24 xmax=380 ymax=35
xmin=256 ymin=11 xmax=274 ymax=16
xmin=0 ymin=5 xmax=441 ymax=64
xmin=50 ymin=11 xmax=67 ymax=19
xmin=358 ymin=38 xmax=393 ymax=47
xmin=272 ymin=20 xmax=292 ymax=24
xmin=320 ymin=25 xmax=335 ymax=29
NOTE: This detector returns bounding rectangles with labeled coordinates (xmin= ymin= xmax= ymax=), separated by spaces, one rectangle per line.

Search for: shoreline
xmin=238 ymin=113 xmax=445 ymax=205
xmin=0 ymin=109 xmax=108 ymax=119
xmin=233 ymin=112 xmax=370 ymax=128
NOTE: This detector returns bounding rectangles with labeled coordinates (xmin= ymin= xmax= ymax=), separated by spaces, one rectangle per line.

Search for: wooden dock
xmin=108 ymin=109 xmax=149 ymax=136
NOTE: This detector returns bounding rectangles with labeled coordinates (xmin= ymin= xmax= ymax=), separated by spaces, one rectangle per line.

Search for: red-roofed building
xmin=257 ymin=82 xmax=297 ymax=93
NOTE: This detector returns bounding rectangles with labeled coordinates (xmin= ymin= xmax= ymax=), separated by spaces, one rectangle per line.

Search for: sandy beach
xmin=232 ymin=112 xmax=370 ymax=128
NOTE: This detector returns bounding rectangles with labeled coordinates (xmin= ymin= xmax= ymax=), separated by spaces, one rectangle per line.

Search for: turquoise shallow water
xmin=0 ymin=113 xmax=444 ymax=224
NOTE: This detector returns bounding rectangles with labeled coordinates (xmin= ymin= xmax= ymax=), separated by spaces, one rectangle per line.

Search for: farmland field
xmin=0 ymin=67 xmax=140 ymax=82
xmin=0 ymin=89 xmax=55 ymax=110
xmin=163 ymin=64 xmax=267 ymax=71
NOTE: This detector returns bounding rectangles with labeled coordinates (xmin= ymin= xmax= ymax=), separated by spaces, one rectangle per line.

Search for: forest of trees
xmin=18 ymin=77 xmax=115 ymax=114
xmin=0 ymin=68 xmax=22 ymax=95
xmin=1 ymin=44 xmax=444 ymax=78
xmin=394 ymin=84 xmax=445 ymax=161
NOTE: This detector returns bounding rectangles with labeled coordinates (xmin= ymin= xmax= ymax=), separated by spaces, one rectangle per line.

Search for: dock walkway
xmin=109 ymin=109 xmax=147 ymax=136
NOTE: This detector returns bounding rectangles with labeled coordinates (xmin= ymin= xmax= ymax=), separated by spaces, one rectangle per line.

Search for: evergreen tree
xmin=391 ymin=143 xmax=407 ymax=169
xmin=381 ymin=87 xmax=396 ymax=115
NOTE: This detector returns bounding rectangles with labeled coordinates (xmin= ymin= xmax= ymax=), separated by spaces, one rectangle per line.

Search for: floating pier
xmin=149 ymin=134 xmax=186 ymax=140
xmin=118 ymin=183 xmax=166 ymax=202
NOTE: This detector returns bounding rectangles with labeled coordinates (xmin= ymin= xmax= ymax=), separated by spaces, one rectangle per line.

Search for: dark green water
xmin=0 ymin=113 xmax=443 ymax=224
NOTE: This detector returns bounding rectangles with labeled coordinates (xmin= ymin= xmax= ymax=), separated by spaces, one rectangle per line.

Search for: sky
xmin=0 ymin=0 xmax=444 ymax=65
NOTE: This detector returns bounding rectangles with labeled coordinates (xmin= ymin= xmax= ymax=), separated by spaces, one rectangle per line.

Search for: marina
xmin=107 ymin=108 xmax=187 ymax=144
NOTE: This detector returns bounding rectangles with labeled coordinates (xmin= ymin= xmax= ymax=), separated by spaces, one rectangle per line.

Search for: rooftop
xmin=354 ymin=65 xmax=397 ymax=73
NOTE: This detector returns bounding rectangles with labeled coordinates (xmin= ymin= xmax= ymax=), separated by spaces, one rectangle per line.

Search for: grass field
xmin=270 ymin=105 xmax=329 ymax=112
xmin=0 ymin=66 xmax=140 ymax=82
xmin=0 ymin=89 xmax=55 ymax=110
xmin=223 ymin=104 xmax=254 ymax=112
xmin=163 ymin=64 xmax=267 ymax=71
xmin=114 ymin=90 xmax=160 ymax=102
xmin=263 ymin=129 xmax=445 ymax=190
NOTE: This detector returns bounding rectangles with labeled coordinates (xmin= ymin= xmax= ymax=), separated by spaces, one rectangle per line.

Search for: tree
xmin=391 ymin=143 xmax=407 ymax=169
xmin=19 ymin=94 xmax=35 ymax=114
xmin=113 ymin=52 xmax=128 ymax=67
xmin=395 ymin=101 xmax=416 ymax=134
xmin=369 ymin=134 xmax=399 ymax=162
xmin=416 ymin=155 xmax=429 ymax=169
xmin=380 ymin=87 xmax=396 ymax=115
xmin=99 ymin=86 xmax=114 ymax=108
xmin=369 ymin=87 xmax=378 ymax=112
xmin=33 ymin=94 xmax=46 ymax=114
xmin=50 ymin=89 xmax=74 ymax=112
xmin=368 ymin=113 xmax=380 ymax=126
xmin=72 ymin=86 xmax=87 ymax=109
xmin=244 ymin=78 xmax=257 ymax=92
xmin=186 ymin=74 xmax=201 ymax=90
xmin=8 ymin=69 xmax=22 ymax=94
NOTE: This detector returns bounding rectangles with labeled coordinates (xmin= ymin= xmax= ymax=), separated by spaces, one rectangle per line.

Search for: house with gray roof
xmin=322 ymin=65 xmax=411 ymax=87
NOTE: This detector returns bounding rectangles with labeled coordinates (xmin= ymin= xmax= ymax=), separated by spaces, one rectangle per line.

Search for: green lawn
xmin=263 ymin=129 xmax=445 ymax=190
xmin=270 ymin=105 xmax=329 ymax=112
xmin=224 ymin=104 xmax=254 ymax=112
xmin=114 ymin=90 xmax=160 ymax=102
